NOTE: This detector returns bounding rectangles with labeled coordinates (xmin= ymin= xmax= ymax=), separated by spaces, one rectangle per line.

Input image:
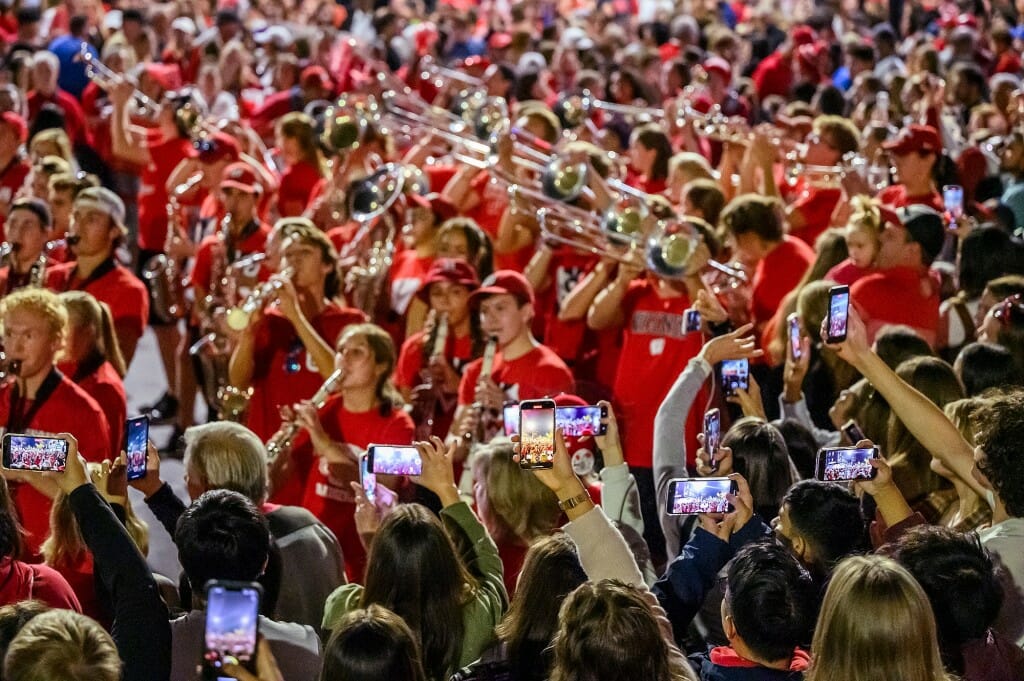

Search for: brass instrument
xmin=144 ymin=173 xmax=201 ymax=323
xmin=0 ymin=242 xmax=14 ymax=266
xmin=266 ymin=368 xmax=346 ymax=464
xmin=418 ymin=55 xmax=484 ymax=90
xmin=411 ymin=312 xmax=450 ymax=440
xmin=27 ymin=254 xmax=46 ymax=288
xmin=77 ymin=43 xmax=159 ymax=118
xmin=554 ymin=90 xmax=665 ymax=129
xmin=225 ymin=266 xmax=295 ymax=332
xmin=0 ymin=352 xmax=21 ymax=388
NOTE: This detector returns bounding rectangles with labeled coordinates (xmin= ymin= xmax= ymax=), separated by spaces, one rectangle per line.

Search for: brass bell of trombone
xmin=400 ymin=164 xmax=430 ymax=197
xmin=645 ymin=219 xmax=701 ymax=279
xmin=603 ymin=205 xmax=646 ymax=245
xmin=473 ymin=97 xmax=510 ymax=140
xmin=541 ymin=157 xmax=588 ymax=203
xmin=348 ymin=163 xmax=406 ymax=222
xmin=554 ymin=94 xmax=588 ymax=130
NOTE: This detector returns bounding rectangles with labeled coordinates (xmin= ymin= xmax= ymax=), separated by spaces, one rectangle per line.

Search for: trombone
xmin=417 ymin=55 xmax=484 ymax=90
xmin=554 ymin=90 xmax=665 ymax=129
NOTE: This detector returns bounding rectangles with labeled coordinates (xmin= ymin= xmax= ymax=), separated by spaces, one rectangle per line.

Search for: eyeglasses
xmin=283 ymin=339 xmax=303 ymax=374
xmin=193 ymin=138 xmax=217 ymax=154
xmin=992 ymin=294 xmax=1024 ymax=327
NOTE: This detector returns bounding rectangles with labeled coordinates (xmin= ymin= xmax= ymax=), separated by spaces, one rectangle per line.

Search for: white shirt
xmin=978 ymin=517 xmax=1024 ymax=646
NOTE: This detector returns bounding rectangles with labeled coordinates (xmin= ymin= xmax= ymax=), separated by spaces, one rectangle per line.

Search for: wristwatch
xmin=557 ymin=490 xmax=591 ymax=511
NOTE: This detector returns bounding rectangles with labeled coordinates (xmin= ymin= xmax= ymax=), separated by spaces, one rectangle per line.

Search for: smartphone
xmin=359 ymin=452 xmax=377 ymax=504
xmin=826 ymin=285 xmax=850 ymax=344
xmin=943 ymin=184 xmax=964 ymax=223
xmin=556 ymin=405 xmax=608 ymax=438
xmin=841 ymin=420 xmax=866 ymax=444
xmin=202 ymin=580 xmax=262 ymax=680
xmin=666 ymin=477 xmax=737 ymax=515
xmin=503 ymin=402 xmax=520 ymax=436
xmin=703 ymin=408 xmax=721 ymax=471
xmin=815 ymin=446 xmax=879 ymax=482
xmin=720 ymin=358 xmax=749 ymax=396
xmin=682 ymin=308 xmax=701 ymax=334
xmin=518 ymin=399 xmax=556 ymax=469
xmin=1 ymin=433 xmax=69 ymax=472
xmin=124 ymin=416 xmax=149 ymax=481
xmin=787 ymin=313 xmax=803 ymax=361
xmin=367 ymin=444 xmax=423 ymax=476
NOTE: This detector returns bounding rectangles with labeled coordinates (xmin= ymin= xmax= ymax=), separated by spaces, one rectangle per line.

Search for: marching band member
xmin=0 ymin=198 xmax=52 ymax=293
xmin=0 ymin=112 xmax=30 ymax=238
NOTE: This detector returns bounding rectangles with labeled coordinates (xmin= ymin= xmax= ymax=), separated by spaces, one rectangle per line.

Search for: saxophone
xmin=144 ymin=174 xmax=201 ymax=322
xmin=411 ymin=313 xmax=449 ymax=440
xmin=266 ymin=368 xmax=346 ymax=464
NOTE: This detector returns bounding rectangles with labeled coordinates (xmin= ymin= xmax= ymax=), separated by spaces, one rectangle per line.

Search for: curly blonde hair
xmin=0 ymin=288 xmax=68 ymax=345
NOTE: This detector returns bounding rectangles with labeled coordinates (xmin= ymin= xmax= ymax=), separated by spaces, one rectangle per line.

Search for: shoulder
xmin=113 ymin=265 xmax=148 ymax=293
xmin=57 ymin=373 xmax=106 ymax=413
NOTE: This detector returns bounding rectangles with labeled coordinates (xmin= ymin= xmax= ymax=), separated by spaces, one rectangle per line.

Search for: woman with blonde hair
xmin=807 ymin=554 xmax=955 ymax=681
xmin=276 ymin=112 xmax=327 ymax=217
xmin=57 ymin=291 xmax=127 ymax=453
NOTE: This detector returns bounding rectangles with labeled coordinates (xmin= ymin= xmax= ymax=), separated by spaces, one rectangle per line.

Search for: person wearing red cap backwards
xmin=275 ymin=112 xmax=326 ymax=218
xmin=389 ymin=193 xmax=458 ymax=336
xmin=273 ymin=322 xmax=414 ymax=583
xmin=0 ymin=287 xmax=111 ymax=558
xmin=46 ymin=187 xmax=149 ymax=364
xmin=0 ymin=111 xmax=30 ymax=239
xmin=449 ymin=270 xmax=574 ymax=454
xmin=25 ymin=51 xmax=90 ymax=148
xmin=229 ymin=219 xmax=366 ymax=446
xmin=877 ymin=125 xmax=945 ymax=212
xmin=851 ymin=205 xmax=946 ymax=347
xmin=250 ymin=66 xmax=334 ymax=140
xmin=395 ymin=258 xmax=482 ymax=439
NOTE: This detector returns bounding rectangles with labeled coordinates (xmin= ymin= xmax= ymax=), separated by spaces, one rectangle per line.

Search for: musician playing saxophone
xmin=228 ymin=220 xmax=365 ymax=442
xmin=0 ymin=198 xmax=53 ymax=294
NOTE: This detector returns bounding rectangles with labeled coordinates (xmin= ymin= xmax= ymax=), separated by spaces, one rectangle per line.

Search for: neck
xmin=13 ymin=252 xmax=41 ymax=273
xmin=17 ymin=365 xmax=54 ymax=399
xmin=732 ymin=640 xmax=791 ymax=671
xmin=297 ymin=287 xmax=327 ymax=319
xmin=903 ymin=177 xmax=934 ymax=196
xmin=992 ymin=498 xmax=1010 ymax=526
xmin=75 ymin=251 xmax=111 ymax=278
xmin=230 ymin=214 xmax=254 ymax=235
xmin=453 ymin=316 xmax=471 ymax=337
xmin=341 ymin=385 xmax=377 ymax=412
xmin=500 ymin=331 xmax=536 ymax=361
xmin=414 ymin=241 xmax=436 ymax=258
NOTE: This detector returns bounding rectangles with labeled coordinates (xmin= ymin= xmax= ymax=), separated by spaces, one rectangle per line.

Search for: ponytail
xmin=97 ymin=301 xmax=127 ymax=378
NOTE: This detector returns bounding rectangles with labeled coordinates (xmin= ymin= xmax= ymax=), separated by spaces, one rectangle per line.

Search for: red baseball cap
xmin=790 ymin=25 xmax=816 ymax=46
xmin=301 ymin=65 xmax=332 ymax=91
xmin=882 ymin=124 xmax=942 ymax=156
xmin=415 ymin=257 xmax=480 ymax=302
xmin=142 ymin=63 xmax=183 ymax=93
xmin=0 ymin=111 xmax=27 ymax=143
xmin=469 ymin=270 xmax=535 ymax=309
xmin=408 ymin=192 xmax=458 ymax=222
xmin=702 ymin=56 xmax=732 ymax=81
xmin=189 ymin=131 xmax=241 ymax=163
xmin=220 ymin=162 xmax=261 ymax=194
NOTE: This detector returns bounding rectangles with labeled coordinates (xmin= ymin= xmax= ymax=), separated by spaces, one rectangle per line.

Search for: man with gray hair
xmin=131 ymin=421 xmax=345 ymax=632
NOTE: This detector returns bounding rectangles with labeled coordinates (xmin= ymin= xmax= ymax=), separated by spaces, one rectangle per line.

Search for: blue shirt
xmin=48 ymin=36 xmax=95 ymax=100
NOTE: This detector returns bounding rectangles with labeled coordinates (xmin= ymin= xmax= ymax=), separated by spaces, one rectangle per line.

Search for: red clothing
xmin=467 ymin=172 xmax=532 ymax=271
xmin=824 ymin=259 xmax=877 ymax=286
xmin=293 ymin=398 xmax=415 ymax=582
xmin=0 ymin=557 xmax=82 ymax=611
xmin=395 ymin=329 xmax=475 ymax=438
xmin=878 ymin=185 xmax=945 ymax=212
xmin=752 ymin=51 xmax=793 ymax=99
xmin=187 ymin=222 xmax=271 ymax=292
xmin=535 ymin=249 xmax=597 ymax=364
xmin=993 ymin=50 xmax=1022 ymax=75
xmin=0 ymin=372 xmax=112 ymax=556
xmin=851 ymin=266 xmax=941 ymax=346
xmin=51 ymin=554 xmax=110 ymax=628
xmin=249 ymin=89 xmax=300 ymax=138
xmin=788 ymin=184 xmax=842 ymax=246
xmin=610 ymin=278 xmax=704 ymax=468
xmin=137 ymin=131 xmax=193 ymax=252
xmin=388 ymin=251 xmax=434 ymax=316
xmin=0 ymin=156 xmax=30 ymax=240
xmin=47 ymin=261 xmax=150 ymax=357
xmin=277 ymin=160 xmax=323 ymax=218
xmin=457 ymin=344 xmax=575 ymax=406
xmin=245 ymin=305 xmax=367 ymax=441
xmin=57 ymin=360 xmax=126 ymax=455
xmin=27 ymin=89 xmax=90 ymax=147
xmin=497 ymin=539 xmax=528 ymax=598
xmin=750 ymin=237 xmax=815 ymax=329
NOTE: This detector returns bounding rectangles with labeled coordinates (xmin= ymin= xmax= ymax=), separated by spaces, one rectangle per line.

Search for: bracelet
xmin=557 ymin=490 xmax=591 ymax=511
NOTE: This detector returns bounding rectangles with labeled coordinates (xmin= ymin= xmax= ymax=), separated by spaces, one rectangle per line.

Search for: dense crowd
xmin=0 ymin=0 xmax=1020 ymax=679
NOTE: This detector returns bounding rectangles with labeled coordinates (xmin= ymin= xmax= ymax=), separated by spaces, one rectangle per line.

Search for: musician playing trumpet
xmin=228 ymin=220 xmax=365 ymax=442
xmin=0 ymin=198 xmax=53 ymax=294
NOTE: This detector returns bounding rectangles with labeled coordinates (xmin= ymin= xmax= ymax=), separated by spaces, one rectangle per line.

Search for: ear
xmin=519 ymin=301 xmax=535 ymax=325
xmin=722 ymin=611 xmax=738 ymax=642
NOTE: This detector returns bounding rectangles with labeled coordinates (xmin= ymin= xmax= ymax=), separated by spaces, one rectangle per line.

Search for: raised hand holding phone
xmin=695 ymin=435 xmax=734 ymax=477
xmin=411 ymin=436 xmax=459 ymax=507
xmin=127 ymin=440 xmax=163 ymax=499
xmin=513 ymin=429 xmax=594 ymax=520
xmin=593 ymin=400 xmax=624 ymax=467
xmin=726 ymin=374 xmax=766 ymax=420
xmin=848 ymin=440 xmax=915 ymax=529
xmin=821 ymin=301 xmax=871 ymax=368
xmin=698 ymin=473 xmax=754 ymax=541
xmin=41 ymin=434 xmax=90 ymax=495
xmin=697 ymin=323 xmax=763 ymax=366
xmin=221 ymin=638 xmax=284 ymax=681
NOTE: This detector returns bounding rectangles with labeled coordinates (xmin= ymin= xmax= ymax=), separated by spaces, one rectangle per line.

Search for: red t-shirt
xmin=0 ymin=558 xmax=82 ymax=611
xmin=457 ymin=343 xmax=575 ymax=406
xmin=395 ymin=329 xmax=475 ymax=438
xmin=824 ymin=259 xmax=877 ymax=286
xmin=388 ymin=251 xmax=435 ymax=316
xmin=278 ymin=160 xmax=323 ymax=218
xmin=27 ymin=90 xmax=90 ymax=147
xmin=752 ymin=51 xmax=793 ymax=100
xmin=750 ymin=237 xmax=815 ymax=329
xmin=187 ymin=222 xmax=271 ymax=292
xmin=610 ymin=278 xmax=705 ymax=468
xmin=47 ymin=261 xmax=150 ymax=358
xmin=245 ymin=305 xmax=367 ymax=441
xmin=878 ymin=185 xmax=945 ymax=212
xmin=788 ymin=184 xmax=842 ymax=246
xmin=851 ymin=266 xmax=941 ymax=347
xmin=467 ymin=172 xmax=532 ymax=272
xmin=292 ymin=398 xmax=415 ymax=583
xmin=0 ymin=156 xmax=30 ymax=240
xmin=137 ymin=131 xmax=193 ymax=252
xmin=57 ymin=360 xmax=126 ymax=455
xmin=0 ymin=373 xmax=112 ymax=556
xmin=536 ymin=249 xmax=597 ymax=363
xmin=249 ymin=89 xmax=299 ymax=138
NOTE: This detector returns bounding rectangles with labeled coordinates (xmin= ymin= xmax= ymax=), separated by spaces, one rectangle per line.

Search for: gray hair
xmin=183 ymin=422 xmax=268 ymax=504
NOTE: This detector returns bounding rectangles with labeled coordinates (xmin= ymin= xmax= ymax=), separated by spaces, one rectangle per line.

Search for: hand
xmin=821 ymin=304 xmax=871 ymax=368
xmin=293 ymin=401 xmax=327 ymax=443
xmin=474 ymin=376 xmax=505 ymax=412
xmin=828 ymin=388 xmax=859 ymax=430
xmin=273 ymin=275 xmax=301 ymax=323
xmin=852 ymin=441 xmax=895 ymax=496
xmin=222 ymin=638 xmax=284 ymax=681
xmin=696 ymin=438 xmax=733 ymax=476
xmin=726 ymin=374 xmax=766 ymax=420
xmin=512 ymin=429 xmax=580 ymax=497
xmin=42 ymin=434 xmax=91 ymax=495
xmin=427 ymin=354 xmax=460 ymax=393
xmin=593 ymin=400 xmax=623 ymax=467
xmin=697 ymin=474 xmax=753 ymax=540
xmin=782 ymin=335 xmax=812 ymax=403
xmin=349 ymin=481 xmax=382 ymax=540
xmin=94 ymin=455 xmax=128 ymax=505
xmin=410 ymin=436 xmax=458 ymax=503
xmin=127 ymin=441 xmax=163 ymax=498
xmin=109 ymin=78 xmax=136 ymax=108
xmin=698 ymin=323 xmax=763 ymax=366
xmin=693 ymin=289 xmax=728 ymax=325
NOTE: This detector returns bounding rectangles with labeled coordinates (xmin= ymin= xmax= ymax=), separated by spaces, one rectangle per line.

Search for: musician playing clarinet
xmin=228 ymin=219 xmax=364 ymax=443
xmin=0 ymin=198 xmax=53 ymax=293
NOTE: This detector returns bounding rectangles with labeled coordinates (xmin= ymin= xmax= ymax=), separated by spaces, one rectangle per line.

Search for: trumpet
xmin=555 ymin=90 xmax=665 ymax=129
xmin=418 ymin=55 xmax=484 ymax=90
xmin=266 ymin=368 xmax=346 ymax=464
xmin=77 ymin=43 xmax=159 ymax=117
xmin=226 ymin=266 xmax=295 ymax=331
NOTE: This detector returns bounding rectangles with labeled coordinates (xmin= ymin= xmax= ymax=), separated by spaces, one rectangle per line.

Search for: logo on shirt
xmin=631 ymin=311 xmax=687 ymax=340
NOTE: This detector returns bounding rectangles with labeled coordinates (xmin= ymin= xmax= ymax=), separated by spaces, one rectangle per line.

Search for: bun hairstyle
xmin=845 ymin=196 xmax=884 ymax=236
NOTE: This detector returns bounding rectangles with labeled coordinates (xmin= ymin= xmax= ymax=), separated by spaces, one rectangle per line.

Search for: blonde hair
xmin=471 ymin=440 xmax=559 ymax=543
xmin=58 ymin=292 xmax=126 ymax=378
xmin=807 ymin=555 xmax=954 ymax=681
xmin=3 ymin=609 xmax=120 ymax=681
xmin=845 ymin=195 xmax=884 ymax=241
xmin=668 ymin=152 xmax=714 ymax=184
xmin=28 ymin=129 xmax=73 ymax=165
xmin=0 ymin=288 xmax=68 ymax=345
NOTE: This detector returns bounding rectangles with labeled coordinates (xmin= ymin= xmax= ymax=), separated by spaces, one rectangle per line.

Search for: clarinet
xmin=470 ymin=336 xmax=499 ymax=445
xmin=266 ymin=369 xmax=346 ymax=464
xmin=412 ymin=313 xmax=450 ymax=440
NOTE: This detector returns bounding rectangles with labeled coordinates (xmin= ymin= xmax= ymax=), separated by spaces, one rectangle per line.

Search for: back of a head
xmin=875 ymin=325 xmax=934 ymax=369
xmin=175 ymin=489 xmax=270 ymax=591
xmin=722 ymin=418 xmax=798 ymax=518
xmin=0 ymin=601 xmax=49 ymax=664
xmin=725 ymin=542 xmax=816 ymax=663
xmin=3 ymin=609 xmax=119 ymax=681
xmin=475 ymin=442 xmax=559 ymax=542
xmin=783 ymin=481 xmax=866 ymax=575
xmin=888 ymin=525 xmax=1002 ymax=671
xmin=320 ymin=605 xmax=427 ymax=681
xmin=773 ymin=418 xmax=818 ymax=480
xmin=551 ymin=580 xmax=684 ymax=681
xmin=956 ymin=342 xmax=1023 ymax=396
xmin=973 ymin=391 xmax=1024 ymax=518
xmin=808 ymin=555 xmax=948 ymax=681
xmin=183 ymin=422 xmax=269 ymax=504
